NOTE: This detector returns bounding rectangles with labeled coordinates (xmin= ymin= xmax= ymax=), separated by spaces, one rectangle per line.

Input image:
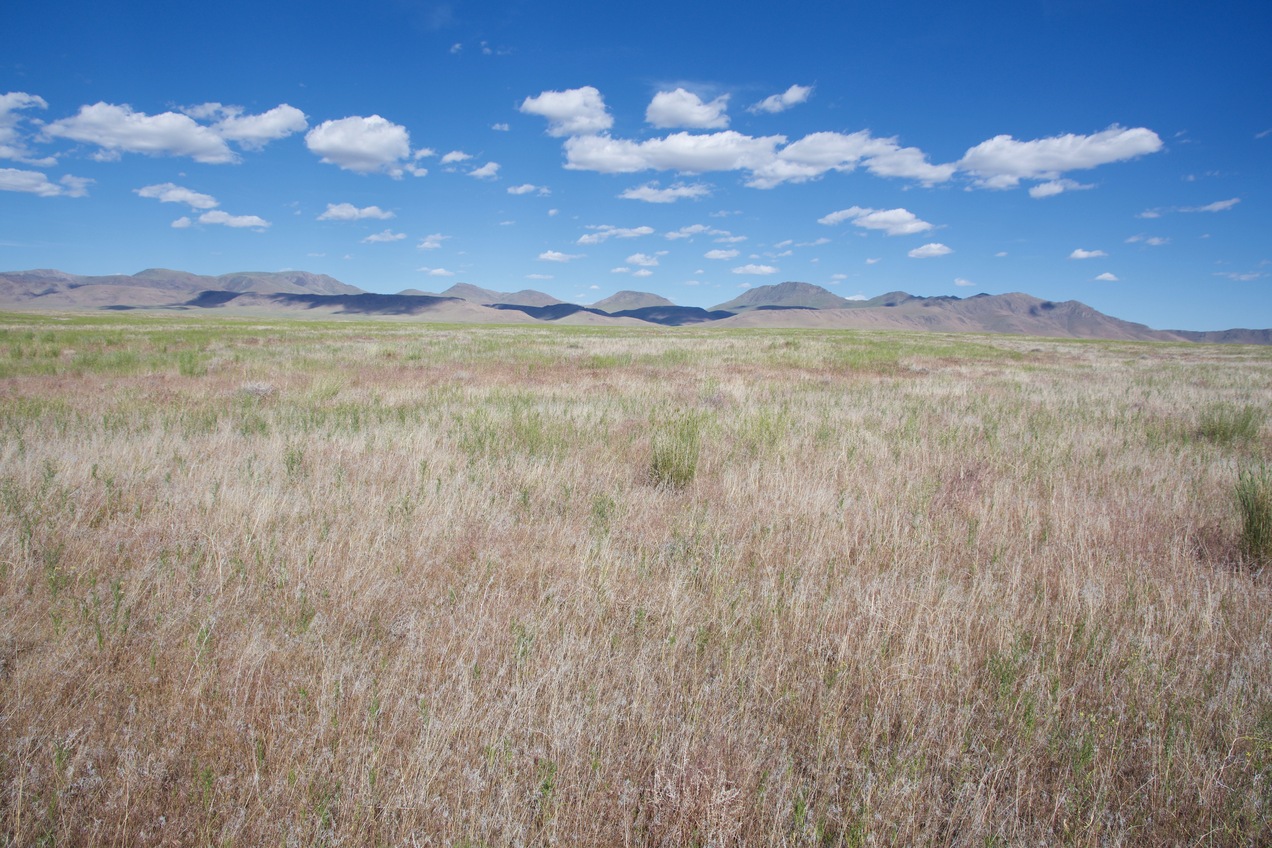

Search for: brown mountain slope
xmin=714 ymin=292 xmax=1184 ymax=341
xmin=437 ymin=283 xmax=562 ymax=307
xmin=711 ymin=281 xmax=854 ymax=312
xmin=592 ymin=290 xmax=676 ymax=311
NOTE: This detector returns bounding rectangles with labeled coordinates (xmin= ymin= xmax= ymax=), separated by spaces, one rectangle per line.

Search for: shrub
xmin=649 ymin=412 xmax=704 ymax=490
xmin=1197 ymin=403 xmax=1262 ymax=446
xmin=1236 ymin=464 xmax=1272 ymax=565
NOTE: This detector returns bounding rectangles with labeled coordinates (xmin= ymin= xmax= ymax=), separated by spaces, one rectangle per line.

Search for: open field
xmin=1 ymin=313 xmax=1270 ymax=846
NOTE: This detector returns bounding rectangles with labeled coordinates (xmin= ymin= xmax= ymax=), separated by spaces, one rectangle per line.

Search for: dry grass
xmin=1 ymin=314 xmax=1270 ymax=846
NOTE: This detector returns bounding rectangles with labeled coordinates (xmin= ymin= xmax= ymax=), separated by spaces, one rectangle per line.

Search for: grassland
xmin=1 ymin=312 xmax=1270 ymax=846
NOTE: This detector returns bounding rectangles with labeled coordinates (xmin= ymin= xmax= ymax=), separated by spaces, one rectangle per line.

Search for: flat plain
xmin=1 ymin=312 xmax=1270 ymax=846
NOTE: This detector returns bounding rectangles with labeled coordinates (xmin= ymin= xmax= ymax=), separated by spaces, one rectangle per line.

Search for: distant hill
xmin=2 ymin=268 xmax=1267 ymax=343
xmin=592 ymin=290 xmax=675 ymax=312
xmin=711 ymin=281 xmax=855 ymax=312
xmin=438 ymin=283 xmax=562 ymax=307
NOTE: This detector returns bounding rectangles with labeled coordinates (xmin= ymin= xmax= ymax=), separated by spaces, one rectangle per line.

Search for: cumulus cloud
xmin=733 ymin=264 xmax=778 ymax=275
xmin=492 ymin=122 xmax=510 ymax=131
xmin=633 ymin=268 xmax=653 ymax=278
xmin=171 ymin=216 xmax=191 ymax=228
xmin=135 ymin=182 xmax=218 ymax=209
xmin=1126 ymin=234 xmax=1169 ymax=246
xmin=508 ymin=183 xmax=549 ymax=195
xmin=538 ymin=250 xmax=584 ymax=262
xmin=418 ymin=267 xmax=455 ymax=277
xmin=520 ymin=86 xmax=613 ymax=137
xmin=1182 ymin=197 xmax=1240 ymax=212
xmin=44 ymin=102 xmax=237 ymax=163
xmin=705 ymin=249 xmax=739 ymax=260
xmin=418 ymin=233 xmax=450 ymax=250
xmin=525 ymin=273 xmax=553 ymax=280
xmin=577 ymin=224 xmax=654 ymax=245
xmin=646 ymin=88 xmax=730 ymax=129
xmin=564 ymin=127 xmax=952 ymax=189
xmin=954 ymin=278 xmax=975 ymax=287
xmin=1069 ymin=248 xmax=1107 ymax=259
xmin=626 ymin=252 xmax=660 ymax=267
xmin=305 ymin=115 xmax=425 ymax=177
xmin=468 ymin=161 xmax=500 ymax=179
xmin=187 ymin=103 xmax=307 ymax=149
xmin=1095 ymin=272 xmax=1119 ymax=281
xmin=318 ymin=202 xmax=394 ymax=221
xmin=818 ymin=206 xmax=933 ymax=236
xmin=441 ymin=150 xmax=472 ymax=163
xmin=1029 ymin=178 xmax=1095 ymax=199
xmin=0 ymin=92 xmax=55 ymax=165
xmin=665 ymin=224 xmax=718 ymax=240
xmin=0 ymin=167 xmax=92 ymax=197
xmin=749 ymin=84 xmax=813 ymax=114
xmin=619 ymin=181 xmax=711 ymax=203
xmin=198 ymin=210 xmax=269 ymax=228
xmin=362 ymin=229 xmax=406 ymax=243
xmin=959 ymin=125 xmax=1163 ymax=189
xmin=908 ymin=243 xmax=952 ymax=258
xmin=566 ymin=130 xmax=782 ymax=174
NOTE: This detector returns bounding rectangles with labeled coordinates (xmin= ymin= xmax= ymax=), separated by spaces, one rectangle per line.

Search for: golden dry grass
xmin=1 ymin=315 xmax=1270 ymax=846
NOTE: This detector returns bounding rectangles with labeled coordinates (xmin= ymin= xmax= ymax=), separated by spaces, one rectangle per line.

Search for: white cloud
xmin=1182 ymin=197 xmax=1240 ymax=213
xmin=646 ymin=88 xmax=730 ymax=129
xmin=733 ymin=264 xmax=778 ymax=275
xmin=520 ymin=86 xmax=613 ymax=137
xmin=362 ymin=229 xmax=406 ymax=243
xmin=468 ymin=161 xmax=500 ymax=179
xmin=305 ymin=115 xmax=425 ymax=177
xmin=565 ymin=130 xmax=782 ymax=174
xmin=954 ymin=278 xmax=975 ymax=287
xmin=1095 ymin=272 xmax=1119 ymax=281
xmin=611 ymin=267 xmax=630 ymax=274
xmin=539 ymin=250 xmax=583 ymax=262
xmin=0 ymin=92 xmax=54 ymax=164
xmin=525 ymin=273 xmax=553 ymax=280
xmin=632 ymin=268 xmax=653 ymax=278
xmin=665 ymin=224 xmax=731 ymax=240
xmin=1214 ymin=271 xmax=1263 ymax=281
xmin=577 ymin=224 xmax=654 ymax=245
xmin=1069 ymin=248 xmax=1107 ymax=259
xmin=865 ymin=257 xmax=881 ymax=265
xmin=492 ymin=123 xmax=510 ymax=132
xmin=190 ymin=103 xmax=307 ymax=149
xmin=171 ymin=216 xmax=191 ymax=228
xmin=619 ymin=181 xmax=711 ymax=203
xmin=318 ymin=202 xmax=394 ymax=221
xmin=135 ymin=182 xmax=218 ymax=209
xmin=418 ymin=267 xmax=455 ymax=277
xmin=1029 ymin=178 xmax=1095 ymax=199
xmin=959 ymin=125 xmax=1163 ymax=189
xmin=508 ymin=183 xmax=549 ymax=195
xmin=441 ymin=150 xmax=472 ymax=163
xmin=0 ymin=167 xmax=91 ymax=197
xmin=198 ymin=210 xmax=269 ymax=228
xmin=714 ymin=234 xmax=747 ymax=243
xmin=705 ymin=248 xmax=739 ymax=260
xmin=418 ymin=233 xmax=451 ymax=249
xmin=1137 ymin=209 xmax=1163 ymax=219
xmin=626 ymin=252 xmax=659 ymax=267
xmin=908 ymin=243 xmax=952 ymax=258
xmin=818 ymin=206 xmax=933 ymax=236
xmin=1126 ymin=234 xmax=1169 ymax=246
xmin=560 ymin=122 xmax=953 ymax=189
xmin=749 ymin=84 xmax=813 ymax=114
xmin=43 ymin=102 xmax=237 ymax=163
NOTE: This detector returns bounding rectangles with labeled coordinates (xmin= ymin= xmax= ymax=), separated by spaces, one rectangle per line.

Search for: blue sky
xmin=1 ymin=0 xmax=1268 ymax=330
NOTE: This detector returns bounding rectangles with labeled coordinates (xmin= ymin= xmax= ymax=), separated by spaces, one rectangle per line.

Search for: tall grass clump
xmin=648 ymin=411 xmax=704 ymax=490
xmin=1197 ymin=402 xmax=1263 ymax=446
xmin=1237 ymin=464 xmax=1272 ymax=565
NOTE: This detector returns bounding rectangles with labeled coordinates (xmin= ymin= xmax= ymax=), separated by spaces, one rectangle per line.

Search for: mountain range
xmin=0 ymin=269 xmax=1267 ymax=344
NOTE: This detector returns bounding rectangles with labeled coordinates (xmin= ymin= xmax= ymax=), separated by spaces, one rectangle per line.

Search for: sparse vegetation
xmin=0 ymin=313 xmax=1270 ymax=845
xmin=1198 ymin=402 xmax=1264 ymax=446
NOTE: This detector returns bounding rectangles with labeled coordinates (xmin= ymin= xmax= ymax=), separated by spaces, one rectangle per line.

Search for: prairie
xmin=0 ymin=313 xmax=1270 ymax=846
